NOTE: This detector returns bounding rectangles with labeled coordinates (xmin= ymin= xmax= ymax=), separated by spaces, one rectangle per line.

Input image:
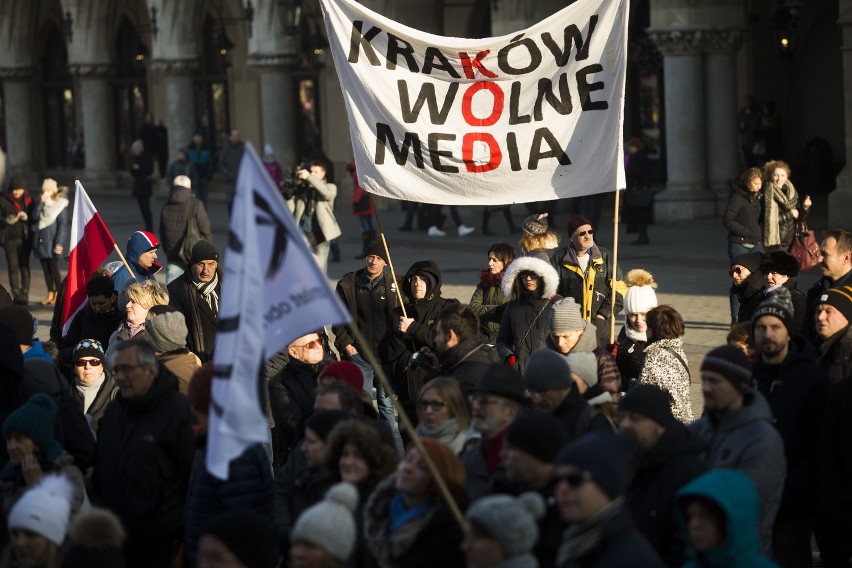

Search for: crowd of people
xmin=0 ymin=141 xmax=850 ymax=567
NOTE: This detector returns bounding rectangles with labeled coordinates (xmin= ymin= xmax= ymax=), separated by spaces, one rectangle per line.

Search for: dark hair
xmin=310 ymin=159 xmax=329 ymax=174
xmin=739 ymin=167 xmax=763 ymax=186
xmin=86 ymin=274 xmax=116 ymax=298
xmin=436 ymin=305 xmax=479 ymax=343
xmin=824 ymin=229 xmax=852 ymax=256
xmin=726 ymin=322 xmax=755 ymax=350
xmin=316 ymin=382 xmax=362 ymax=414
xmin=323 ymin=419 xmax=399 ymax=484
xmin=511 ymin=270 xmax=544 ymax=299
xmin=487 ymin=243 xmax=516 ymax=267
xmin=646 ymin=305 xmax=685 ymax=340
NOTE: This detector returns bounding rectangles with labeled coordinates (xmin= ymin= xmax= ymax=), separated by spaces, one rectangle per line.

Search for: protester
xmin=726 ymin=322 xmax=756 ymax=359
xmin=290 ymin=482 xmax=358 ymax=568
xmin=293 ymin=160 xmax=343 ymax=275
xmin=638 ymin=305 xmax=693 ymax=423
xmin=168 ymin=240 xmax=221 ymax=363
xmin=755 ymin=251 xmax=806 ymax=334
xmin=68 ymin=339 xmax=116 ymax=434
xmin=496 ymin=254 xmax=561 ymax=375
xmin=58 ymin=274 xmax=122 ymax=371
xmin=111 ymin=230 xmax=163 ymax=292
xmin=469 ymin=242 xmax=516 ymax=343
xmin=730 ymin=251 xmax=764 ymax=324
xmin=814 ymin=285 xmax=852 ymax=382
xmin=415 ymin=377 xmax=471 ymax=453
xmin=519 ymin=213 xmax=560 ymax=255
xmin=619 ymin=385 xmax=707 ymax=566
xmin=676 ymin=470 xmax=778 ymax=568
xmin=0 ymin=177 xmax=34 ymax=305
xmin=129 ymin=140 xmax=155 ymax=232
xmin=524 ymin=349 xmax=612 ymax=440
xmin=164 ymin=147 xmax=198 ymax=192
xmin=751 ymin=288 xmax=828 ymax=567
xmin=147 ymin=310 xmax=201 ymax=394
xmin=199 ymin=509 xmax=279 ymax=568
xmin=364 ymin=438 xmax=468 ymax=568
xmin=0 ymin=305 xmax=53 ymax=363
xmin=692 ymin=345 xmax=786 ymax=557
xmin=60 ymin=507 xmax=126 ymax=568
xmin=108 ymin=279 xmax=169 ymax=347
xmin=503 ymin=413 xmax=569 ymax=567
xmin=158 ymin=174 xmax=211 ymax=283
xmin=463 ymin=492 xmax=545 ymax=568
xmin=616 ymin=269 xmax=658 ymax=387
xmin=3 ymin=475 xmax=75 ymax=568
xmin=723 ymin=168 xmax=765 ymax=322
xmin=805 ymin=229 xmax=852 ymax=338
xmin=564 ymin=352 xmax=617 ymax=420
xmin=94 ymin=339 xmax=195 ymax=568
xmin=462 ymin=364 xmax=526 ymax=500
xmin=762 ymin=160 xmax=806 ymax=253
xmin=550 ymin=214 xmax=623 ymax=343
xmin=32 ymin=179 xmax=69 ymax=306
xmin=552 ymin=431 xmax=665 ymax=567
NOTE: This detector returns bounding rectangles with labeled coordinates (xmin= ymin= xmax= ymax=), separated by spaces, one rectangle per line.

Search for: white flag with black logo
xmin=206 ymin=142 xmax=351 ymax=480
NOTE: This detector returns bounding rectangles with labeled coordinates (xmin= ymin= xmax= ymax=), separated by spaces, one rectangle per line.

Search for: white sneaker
xmin=428 ymin=226 xmax=446 ymax=237
xmin=458 ymin=224 xmax=475 ymax=237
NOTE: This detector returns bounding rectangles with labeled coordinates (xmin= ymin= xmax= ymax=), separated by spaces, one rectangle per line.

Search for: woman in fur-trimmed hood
xmin=496 ymin=253 xmax=561 ymax=375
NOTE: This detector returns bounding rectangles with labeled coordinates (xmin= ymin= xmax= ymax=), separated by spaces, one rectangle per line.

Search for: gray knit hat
xmin=549 ymin=297 xmax=585 ymax=333
xmin=565 ymin=352 xmax=598 ymax=387
xmin=524 ymin=349 xmax=573 ymax=391
xmin=146 ymin=311 xmax=188 ymax=353
xmin=290 ymin=482 xmax=358 ymax=562
xmin=752 ymin=287 xmax=795 ymax=335
xmin=466 ymin=492 xmax=546 ymax=557
xmin=522 ymin=213 xmax=549 ymax=236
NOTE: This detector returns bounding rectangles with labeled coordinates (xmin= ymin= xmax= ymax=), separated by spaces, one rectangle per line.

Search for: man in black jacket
xmin=331 ymin=241 xmax=398 ymax=434
xmin=805 ymin=229 xmax=852 ymax=339
xmin=619 ymin=385 xmax=707 ymax=567
xmin=95 ymin=339 xmax=195 ymax=568
xmin=815 ymin=285 xmax=852 ymax=383
xmin=168 ymin=240 xmax=220 ymax=362
xmin=58 ymin=273 xmax=122 ymax=372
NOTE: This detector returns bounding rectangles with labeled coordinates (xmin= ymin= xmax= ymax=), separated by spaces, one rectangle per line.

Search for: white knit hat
xmin=8 ymin=474 xmax=75 ymax=546
xmin=290 ymin=482 xmax=358 ymax=562
xmin=623 ymin=269 xmax=658 ymax=315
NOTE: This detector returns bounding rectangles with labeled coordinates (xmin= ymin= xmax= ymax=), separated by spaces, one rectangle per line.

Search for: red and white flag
xmin=61 ymin=181 xmax=116 ymax=336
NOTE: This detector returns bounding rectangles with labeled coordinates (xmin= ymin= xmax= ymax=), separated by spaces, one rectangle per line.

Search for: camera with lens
xmin=407 ymin=350 xmax=439 ymax=372
xmin=280 ymin=162 xmax=308 ymax=200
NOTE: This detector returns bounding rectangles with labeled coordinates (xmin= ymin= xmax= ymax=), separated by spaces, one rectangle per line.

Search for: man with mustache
xmin=751 ymin=288 xmax=828 ymax=566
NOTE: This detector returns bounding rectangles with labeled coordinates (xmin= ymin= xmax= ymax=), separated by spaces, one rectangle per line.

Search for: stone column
xmin=71 ymin=64 xmax=116 ymax=182
xmin=251 ymin=56 xmax=298 ymax=167
xmin=831 ymin=1 xmax=852 ymax=231
xmin=152 ymin=60 xmax=198 ymax=162
xmin=0 ymin=68 xmax=34 ymax=177
xmin=704 ymin=31 xmax=743 ymax=208
xmin=649 ymin=30 xmax=716 ymax=222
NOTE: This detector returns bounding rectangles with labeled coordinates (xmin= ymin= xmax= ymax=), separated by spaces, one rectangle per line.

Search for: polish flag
xmin=61 ymin=181 xmax=116 ymax=336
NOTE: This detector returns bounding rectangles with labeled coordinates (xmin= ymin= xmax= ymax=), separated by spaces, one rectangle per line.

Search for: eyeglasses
xmin=574 ymin=229 xmax=594 ymax=237
xmin=291 ymin=339 xmax=322 ymax=350
xmin=729 ymin=267 xmax=744 ymax=276
xmin=418 ymin=399 xmax=446 ymax=410
xmin=553 ymin=470 xmax=592 ymax=488
xmin=75 ymin=359 xmax=102 ymax=368
xmin=519 ymin=271 xmax=538 ymax=280
xmin=111 ymin=363 xmax=144 ymax=374
xmin=468 ymin=394 xmax=505 ymax=406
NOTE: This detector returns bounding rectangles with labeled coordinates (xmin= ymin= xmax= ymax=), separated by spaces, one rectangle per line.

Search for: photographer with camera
xmin=292 ymin=160 xmax=342 ymax=275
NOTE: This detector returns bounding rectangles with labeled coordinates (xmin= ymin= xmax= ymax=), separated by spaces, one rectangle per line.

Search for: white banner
xmin=320 ymin=0 xmax=628 ymax=205
xmin=206 ymin=143 xmax=351 ymax=480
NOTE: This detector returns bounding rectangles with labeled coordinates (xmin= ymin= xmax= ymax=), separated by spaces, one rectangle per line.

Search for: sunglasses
xmin=553 ymin=470 xmax=592 ymax=488
xmin=75 ymin=359 xmax=102 ymax=368
xmin=292 ymin=339 xmax=322 ymax=350
xmin=418 ymin=400 xmax=446 ymax=410
xmin=574 ymin=229 xmax=594 ymax=237
xmin=519 ymin=271 xmax=539 ymax=280
xmin=729 ymin=267 xmax=744 ymax=276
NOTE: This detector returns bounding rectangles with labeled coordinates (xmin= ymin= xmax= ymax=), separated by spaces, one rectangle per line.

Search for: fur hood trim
xmin=502 ymin=256 xmax=559 ymax=299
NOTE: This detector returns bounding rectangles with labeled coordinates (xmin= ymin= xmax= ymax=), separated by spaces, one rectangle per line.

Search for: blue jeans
xmin=348 ymin=353 xmax=403 ymax=455
xmin=728 ymin=241 xmax=764 ymax=321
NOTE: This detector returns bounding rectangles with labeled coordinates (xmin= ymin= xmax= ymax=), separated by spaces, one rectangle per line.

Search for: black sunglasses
xmin=553 ymin=470 xmax=592 ymax=488
xmin=574 ymin=229 xmax=594 ymax=237
xmin=729 ymin=267 xmax=744 ymax=276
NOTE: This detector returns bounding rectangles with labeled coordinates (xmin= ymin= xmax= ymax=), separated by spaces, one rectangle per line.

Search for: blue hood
xmin=125 ymin=230 xmax=162 ymax=273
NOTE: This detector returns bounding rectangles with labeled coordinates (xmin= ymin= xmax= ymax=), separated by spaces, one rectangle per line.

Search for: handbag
xmin=179 ymin=200 xmax=202 ymax=265
xmin=789 ymin=221 xmax=821 ymax=272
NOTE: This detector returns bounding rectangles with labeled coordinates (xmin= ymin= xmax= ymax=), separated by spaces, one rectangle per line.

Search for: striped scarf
xmin=193 ymin=272 xmax=219 ymax=312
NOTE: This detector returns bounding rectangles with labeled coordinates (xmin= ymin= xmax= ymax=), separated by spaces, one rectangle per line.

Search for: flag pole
xmin=112 ymin=244 xmax=138 ymax=281
xmin=347 ymin=320 xmax=467 ymax=532
xmin=610 ymin=189 xmax=620 ymax=344
xmin=369 ymin=195 xmax=408 ymax=318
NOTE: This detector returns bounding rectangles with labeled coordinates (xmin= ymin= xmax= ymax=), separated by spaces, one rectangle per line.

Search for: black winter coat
xmin=616 ymin=327 xmax=648 ymax=387
xmin=58 ymin=305 xmax=124 ymax=368
xmin=553 ymin=388 xmax=614 ymax=441
xmin=723 ymin=184 xmax=763 ymax=246
xmin=168 ymin=272 xmax=219 ymax=362
xmin=436 ymin=336 xmax=499 ymax=396
xmin=805 ymin=270 xmax=852 ymax=340
xmin=184 ymin=438 xmax=273 ymax=565
xmin=752 ymin=336 xmax=828 ymax=514
xmin=626 ymin=424 xmax=707 ymax=566
xmin=273 ymin=448 xmax=328 ymax=554
xmin=333 ymin=268 xmax=398 ymax=357
xmin=819 ymin=376 xmax=852 ymax=549
xmin=818 ymin=324 xmax=852 ymax=383
xmin=94 ymin=369 xmax=195 ymax=551
xmin=158 ymin=186 xmax=212 ymax=265
xmin=130 ymin=152 xmax=154 ymax=198
xmin=734 ymin=271 xmax=765 ymax=323
xmin=267 ymin=359 xmax=319 ymax=470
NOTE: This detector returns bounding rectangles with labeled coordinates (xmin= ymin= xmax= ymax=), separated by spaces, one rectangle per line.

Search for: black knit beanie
xmin=752 ymin=287 xmax=795 ymax=335
xmin=731 ymin=251 xmax=763 ymax=274
xmin=700 ymin=345 xmax=752 ymax=393
xmin=506 ymin=412 xmax=569 ymax=463
xmin=619 ymin=384 xmax=676 ymax=427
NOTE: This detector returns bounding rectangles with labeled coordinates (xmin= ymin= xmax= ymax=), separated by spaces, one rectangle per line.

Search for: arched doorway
xmin=113 ymin=17 xmax=148 ymax=169
xmin=41 ymin=24 xmax=77 ymax=169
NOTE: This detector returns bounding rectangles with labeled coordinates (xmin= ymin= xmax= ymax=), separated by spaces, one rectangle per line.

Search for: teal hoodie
xmin=675 ymin=470 xmax=778 ymax=568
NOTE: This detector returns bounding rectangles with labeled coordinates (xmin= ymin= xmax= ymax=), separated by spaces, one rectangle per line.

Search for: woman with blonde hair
xmin=519 ymin=213 xmax=560 ymax=255
xmin=32 ymin=179 xmax=69 ymax=306
xmin=762 ymin=160 xmax=810 ymax=253
xmin=108 ymin=279 xmax=169 ymax=346
xmin=415 ymin=377 xmax=471 ymax=453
